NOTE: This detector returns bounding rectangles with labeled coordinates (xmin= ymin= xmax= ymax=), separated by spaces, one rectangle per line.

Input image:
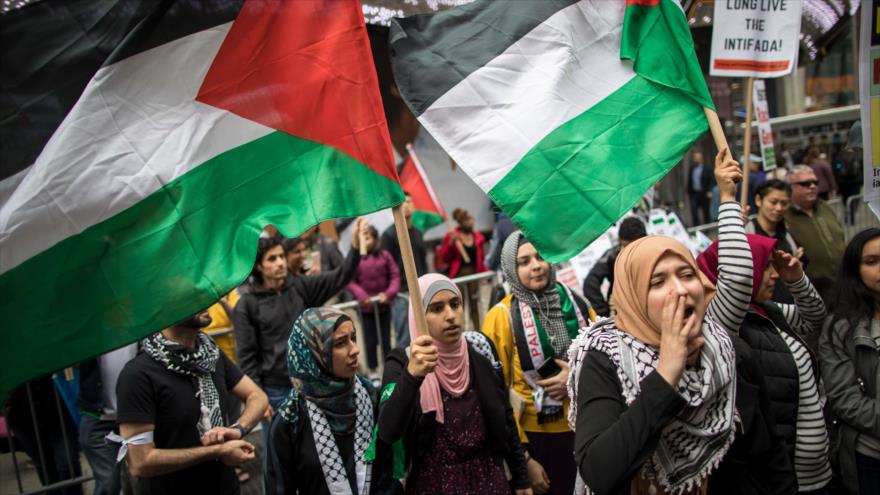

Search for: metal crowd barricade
xmin=843 ymin=194 xmax=880 ymax=239
xmin=3 ymin=377 xmax=93 ymax=495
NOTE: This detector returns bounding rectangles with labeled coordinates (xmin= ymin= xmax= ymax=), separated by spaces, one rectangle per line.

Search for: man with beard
xmin=116 ymin=310 xmax=268 ymax=495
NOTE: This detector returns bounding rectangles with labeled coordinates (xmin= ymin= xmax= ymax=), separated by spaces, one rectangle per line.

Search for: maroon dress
xmin=406 ymin=386 xmax=510 ymax=494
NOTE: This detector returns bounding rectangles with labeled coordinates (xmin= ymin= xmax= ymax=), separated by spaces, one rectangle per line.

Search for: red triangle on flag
xmin=400 ymin=151 xmax=444 ymax=218
xmin=196 ymin=0 xmax=398 ymax=182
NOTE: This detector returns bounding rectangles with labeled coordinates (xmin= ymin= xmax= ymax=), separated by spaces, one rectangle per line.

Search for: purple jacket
xmin=347 ymin=249 xmax=400 ymax=313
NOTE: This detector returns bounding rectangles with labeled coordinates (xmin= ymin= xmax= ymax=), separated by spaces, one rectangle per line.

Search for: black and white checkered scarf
xmin=567 ymin=317 xmax=736 ymax=494
xmin=501 ymin=231 xmax=571 ymax=356
xmin=143 ymin=331 xmax=222 ymax=436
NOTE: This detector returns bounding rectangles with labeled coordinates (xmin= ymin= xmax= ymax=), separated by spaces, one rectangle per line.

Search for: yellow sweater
xmin=482 ymin=293 xmax=596 ymax=442
xmin=204 ymin=290 xmax=240 ymax=362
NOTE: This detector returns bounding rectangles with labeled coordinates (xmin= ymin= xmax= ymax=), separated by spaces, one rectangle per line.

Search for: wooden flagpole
xmin=703 ymin=108 xmax=731 ymax=159
xmin=392 ymin=204 xmax=429 ymax=337
xmin=740 ymin=77 xmax=755 ymax=207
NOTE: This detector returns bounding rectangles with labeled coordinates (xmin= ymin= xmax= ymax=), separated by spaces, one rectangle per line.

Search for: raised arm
xmin=300 ymin=218 xmax=364 ymax=306
xmin=707 ymin=149 xmax=752 ymax=334
xmin=300 ymin=246 xmax=362 ymax=307
xmin=771 ymin=251 xmax=826 ymax=337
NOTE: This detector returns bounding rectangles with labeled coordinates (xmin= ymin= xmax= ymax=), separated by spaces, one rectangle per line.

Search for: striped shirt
xmin=706 ymin=202 xmax=754 ymax=334
xmin=777 ymin=277 xmax=833 ymax=491
xmin=705 ymin=203 xmax=832 ymax=490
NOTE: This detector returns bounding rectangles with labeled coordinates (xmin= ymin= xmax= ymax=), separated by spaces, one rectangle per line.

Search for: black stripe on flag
xmin=389 ymin=0 xmax=577 ymax=117
xmin=0 ymin=0 xmax=242 ymax=182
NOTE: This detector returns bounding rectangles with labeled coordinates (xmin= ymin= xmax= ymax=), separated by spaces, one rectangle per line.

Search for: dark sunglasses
xmin=793 ymin=180 xmax=818 ymax=188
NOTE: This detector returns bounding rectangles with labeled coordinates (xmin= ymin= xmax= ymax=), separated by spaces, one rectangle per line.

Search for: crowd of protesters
xmin=3 ymin=146 xmax=879 ymax=495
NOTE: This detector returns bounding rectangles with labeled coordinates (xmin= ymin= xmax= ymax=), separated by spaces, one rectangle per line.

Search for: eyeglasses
xmin=793 ymin=180 xmax=818 ymax=188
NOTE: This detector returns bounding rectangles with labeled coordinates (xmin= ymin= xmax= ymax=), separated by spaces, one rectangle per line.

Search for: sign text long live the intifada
xmin=710 ymin=0 xmax=802 ymax=78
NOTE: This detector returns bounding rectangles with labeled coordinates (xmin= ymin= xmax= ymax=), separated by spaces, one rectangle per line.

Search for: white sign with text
xmin=710 ymin=0 xmax=803 ymax=78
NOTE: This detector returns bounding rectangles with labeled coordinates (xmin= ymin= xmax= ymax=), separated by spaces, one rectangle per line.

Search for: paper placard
xmin=752 ymin=79 xmax=777 ymax=171
xmin=710 ymin=0 xmax=803 ymax=78
xmin=860 ymin=0 xmax=880 ymax=218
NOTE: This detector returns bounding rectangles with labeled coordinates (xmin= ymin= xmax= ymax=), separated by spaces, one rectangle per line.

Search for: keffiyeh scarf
xmin=142 ymin=331 xmax=222 ymax=436
xmin=501 ymin=231 xmax=572 ymax=356
xmin=567 ymin=317 xmax=737 ymax=494
xmin=501 ymin=232 xmax=586 ymax=422
xmin=276 ymin=308 xmax=374 ymax=494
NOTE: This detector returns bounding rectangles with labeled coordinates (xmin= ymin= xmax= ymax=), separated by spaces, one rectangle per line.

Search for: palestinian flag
xmin=391 ymin=0 xmax=713 ymax=262
xmin=0 ymin=0 xmax=402 ymax=399
xmin=400 ymin=147 xmax=446 ymax=233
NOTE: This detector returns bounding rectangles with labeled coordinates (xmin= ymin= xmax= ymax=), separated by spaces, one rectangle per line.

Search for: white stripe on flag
xmin=418 ymin=0 xmax=635 ymax=193
xmin=0 ymin=23 xmax=274 ymax=274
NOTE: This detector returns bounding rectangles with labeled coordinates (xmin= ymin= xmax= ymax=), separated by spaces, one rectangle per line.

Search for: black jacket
xmin=709 ymin=336 xmax=797 ymax=494
xmin=582 ymin=247 xmax=619 ymax=317
xmin=820 ymin=316 xmax=880 ymax=495
xmin=77 ymin=358 xmax=103 ymax=415
xmin=380 ymin=225 xmax=427 ymax=293
xmin=234 ymin=249 xmax=360 ymax=387
xmin=686 ymin=161 xmax=714 ymax=195
xmin=574 ymin=336 xmax=795 ymax=495
xmin=737 ymin=304 xmax=817 ymax=466
xmin=265 ymin=392 xmax=395 ymax=495
xmin=376 ymin=345 xmax=529 ymax=491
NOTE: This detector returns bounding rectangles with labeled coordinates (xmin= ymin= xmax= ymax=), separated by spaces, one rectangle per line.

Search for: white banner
xmin=752 ymin=79 xmax=777 ymax=171
xmin=709 ymin=0 xmax=803 ymax=78
xmin=860 ymin=0 xmax=880 ymax=218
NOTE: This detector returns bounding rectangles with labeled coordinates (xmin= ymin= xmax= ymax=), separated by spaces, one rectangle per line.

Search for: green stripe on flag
xmin=622 ymin=0 xmax=714 ymax=110
xmin=488 ymin=75 xmax=706 ymax=263
xmin=410 ymin=210 xmax=444 ymax=233
xmin=0 ymin=131 xmax=403 ymax=399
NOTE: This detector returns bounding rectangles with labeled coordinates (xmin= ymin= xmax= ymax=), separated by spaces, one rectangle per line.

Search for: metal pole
xmin=6 ymin=432 xmax=24 ymax=493
xmin=372 ymin=301 xmax=382 ymax=361
xmin=19 ymin=475 xmax=94 ymax=495
xmin=462 ymin=282 xmax=471 ymax=331
xmin=25 ymin=383 xmax=50 ymax=488
xmin=52 ymin=381 xmax=77 ymax=477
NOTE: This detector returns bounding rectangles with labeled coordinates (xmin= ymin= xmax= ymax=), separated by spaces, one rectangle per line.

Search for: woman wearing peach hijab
xmin=568 ymin=150 xmax=796 ymax=494
xmin=375 ymin=274 xmax=531 ymax=495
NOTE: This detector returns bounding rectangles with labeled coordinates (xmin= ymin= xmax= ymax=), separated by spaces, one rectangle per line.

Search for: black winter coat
xmin=376 ymin=345 xmax=529 ymax=491
xmin=737 ymin=303 xmax=817 ymax=466
xmin=234 ymin=249 xmax=360 ymax=387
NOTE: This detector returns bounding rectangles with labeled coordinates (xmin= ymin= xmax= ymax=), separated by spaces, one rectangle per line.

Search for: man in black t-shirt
xmin=116 ymin=310 xmax=268 ymax=495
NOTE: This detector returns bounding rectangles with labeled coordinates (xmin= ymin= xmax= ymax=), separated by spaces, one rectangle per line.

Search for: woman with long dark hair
xmin=820 ymin=228 xmax=880 ymax=494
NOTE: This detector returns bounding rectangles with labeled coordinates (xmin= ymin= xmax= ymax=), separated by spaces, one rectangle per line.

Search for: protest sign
xmin=752 ymin=79 xmax=777 ymax=171
xmin=710 ymin=0 xmax=803 ymax=78
xmin=860 ymin=0 xmax=880 ymax=218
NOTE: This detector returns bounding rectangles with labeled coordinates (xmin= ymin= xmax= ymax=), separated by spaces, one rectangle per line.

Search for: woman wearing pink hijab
xmin=375 ymin=274 xmax=531 ymax=495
